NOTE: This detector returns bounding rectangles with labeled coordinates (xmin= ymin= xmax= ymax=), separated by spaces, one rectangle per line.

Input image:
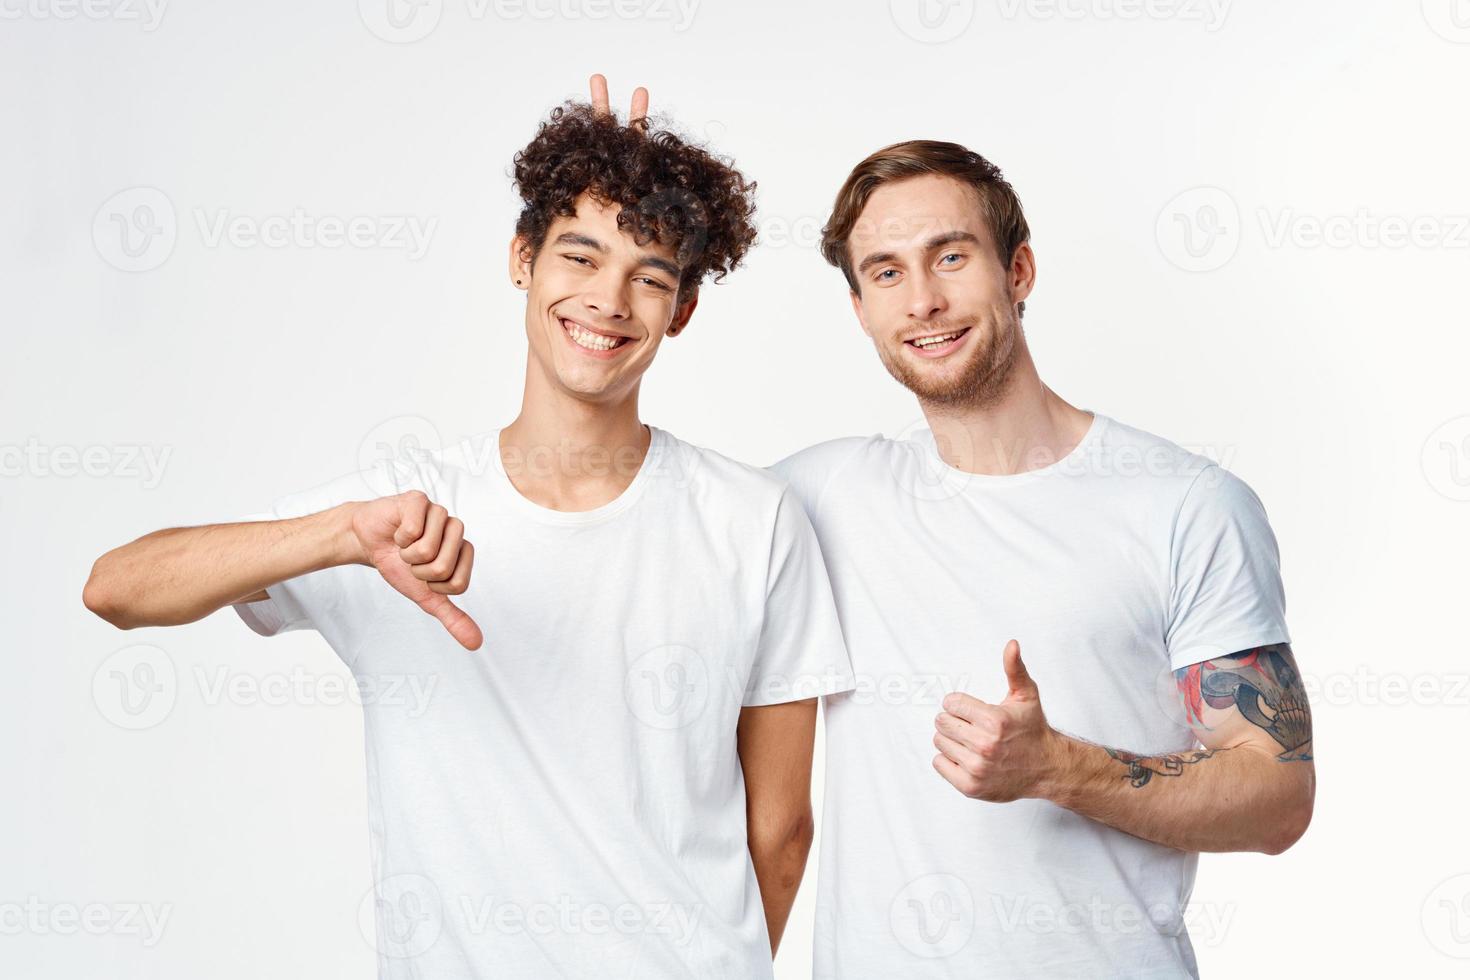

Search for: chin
xmin=883 ymin=343 xmax=1012 ymax=407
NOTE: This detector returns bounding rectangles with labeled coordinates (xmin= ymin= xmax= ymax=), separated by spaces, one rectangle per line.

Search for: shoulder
xmin=649 ymin=427 xmax=793 ymax=508
xmin=1096 ymin=416 xmax=1270 ymax=531
xmin=768 ymin=434 xmax=897 ymax=511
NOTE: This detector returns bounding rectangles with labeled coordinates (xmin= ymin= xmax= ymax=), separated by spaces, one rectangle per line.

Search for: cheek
xmin=634 ymin=295 xmax=676 ymax=334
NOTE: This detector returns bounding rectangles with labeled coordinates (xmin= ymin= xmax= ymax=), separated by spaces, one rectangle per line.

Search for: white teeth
xmin=564 ymin=319 xmax=624 ymax=352
xmin=912 ymin=332 xmax=960 ymax=349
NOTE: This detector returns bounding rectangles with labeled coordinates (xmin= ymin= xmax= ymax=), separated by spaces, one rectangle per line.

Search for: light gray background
xmin=5 ymin=0 xmax=1469 ymax=976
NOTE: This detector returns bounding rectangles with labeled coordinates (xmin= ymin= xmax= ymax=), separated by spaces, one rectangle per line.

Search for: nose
xmin=906 ymin=267 xmax=948 ymax=321
xmin=584 ymin=270 xmax=631 ymax=322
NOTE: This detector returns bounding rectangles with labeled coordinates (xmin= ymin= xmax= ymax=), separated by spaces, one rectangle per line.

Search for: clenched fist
xmin=932 ymin=640 xmax=1063 ymax=802
xmin=348 ymin=490 xmax=483 ymax=651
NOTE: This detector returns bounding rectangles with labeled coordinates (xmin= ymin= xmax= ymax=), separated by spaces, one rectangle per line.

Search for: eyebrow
xmin=854 ymin=230 xmax=983 ymax=276
xmin=552 ymin=231 xmax=682 ymax=280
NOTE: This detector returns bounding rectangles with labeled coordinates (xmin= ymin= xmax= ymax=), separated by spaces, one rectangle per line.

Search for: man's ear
xmin=666 ymin=289 xmax=699 ymax=337
xmin=1010 ymin=241 xmax=1037 ymax=308
xmin=509 ymin=235 xmax=534 ymax=290
xmin=849 ymin=289 xmax=874 ymax=339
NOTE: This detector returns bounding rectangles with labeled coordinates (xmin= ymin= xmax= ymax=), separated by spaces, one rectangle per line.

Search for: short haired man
xmin=774 ymin=141 xmax=1313 ymax=978
xmin=84 ymin=79 xmax=854 ymax=979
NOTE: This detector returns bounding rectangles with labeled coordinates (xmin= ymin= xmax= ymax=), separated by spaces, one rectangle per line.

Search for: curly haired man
xmin=83 ymin=76 xmax=854 ymax=979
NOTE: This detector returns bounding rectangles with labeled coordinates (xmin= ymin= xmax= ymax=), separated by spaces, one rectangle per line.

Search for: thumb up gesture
xmin=932 ymin=640 xmax=1063 ymax=803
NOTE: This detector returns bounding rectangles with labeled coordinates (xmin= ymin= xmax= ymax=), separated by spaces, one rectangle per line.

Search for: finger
xmin=629 ymin=86 xmax=649 ymax=124
xmin=401 ymin=503 xmax=448 ymax=565
xmin=428 ymin=539 xmax=474 ymax=595
xmin=419 ymin=591 xmax=483 ymax=651
xmin=940 ymin=691 xmax=991 ymax=724
xmin=411 ymin=516 xmax=463 ymax=582
xmin=932 ymin=753 xmax=977 ymax=797
xmin=589 ymin=73 xmax=610 ymax=115
xmin=933 ymin=730 xmax=983 ymax=773
xmin=392 ymin=491 xmax=430 ymax=548
xmin=1003 ymin=639 xmax=1038 ymax=699
xmin=935 ymin=710 xmax=987 ymax=748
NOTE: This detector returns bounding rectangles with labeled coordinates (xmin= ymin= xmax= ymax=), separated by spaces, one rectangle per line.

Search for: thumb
xmin=377 ymin=553 xmax=484 ymax=651
xmin=1002 ymin=640 xmax=1037 ymax=700
xmin=419 ymin=592 xmax=484 ymax=652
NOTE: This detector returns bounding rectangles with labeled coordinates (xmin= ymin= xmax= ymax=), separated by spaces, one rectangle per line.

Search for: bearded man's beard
xmin=875 ymin=311 xmax=1020 ymax=408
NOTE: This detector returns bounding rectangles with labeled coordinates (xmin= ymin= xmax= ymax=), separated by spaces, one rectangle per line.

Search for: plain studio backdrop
xmin=4 ymin=1 xmax=1468 ymax=976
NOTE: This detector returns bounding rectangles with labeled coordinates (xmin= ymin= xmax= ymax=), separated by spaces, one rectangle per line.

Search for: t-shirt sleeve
xmin=767 ymin=437 xmax=868 ymax=520
xmin=231 ymin=508 xmax=316 ymax=637
xmin=743 ymin=486 xmax=856 ymax=706
xmin=1165 ymin=465 xmax=1291 ymax=671
xmin=230 ymin=460 xmax=421 ymax=639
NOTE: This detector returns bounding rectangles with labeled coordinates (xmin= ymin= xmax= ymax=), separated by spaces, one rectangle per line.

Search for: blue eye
xmin=940 ymin=253 xmax=962 ymax=265
xmin=876 ymin=269 xmax=898 ymax=281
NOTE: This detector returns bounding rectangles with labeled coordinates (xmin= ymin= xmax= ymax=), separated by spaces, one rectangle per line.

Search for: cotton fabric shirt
xmin=234 ymin=425 xmax=855 ymax=979
xmin=772 ymin=413 xmax=1290 ymax=980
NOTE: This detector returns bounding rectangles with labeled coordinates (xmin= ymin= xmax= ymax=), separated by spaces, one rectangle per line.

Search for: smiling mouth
xmin=905 ymin=327 xmax=971 ymax=352
xmin=560 ymin=316 xmax=632 ymax=353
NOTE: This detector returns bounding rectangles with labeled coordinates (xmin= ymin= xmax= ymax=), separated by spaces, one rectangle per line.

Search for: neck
xmin=920 ymin=342 xmax=1093 ymax=476
xmin=498 ymin=354 xmax=651 ymax=511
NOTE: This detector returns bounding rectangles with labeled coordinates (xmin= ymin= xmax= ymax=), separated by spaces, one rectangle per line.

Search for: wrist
xmin=1032 ymin=730 xmax=1084 ymax=804
xmin=320 ymin=502 xmax=368 ymax=568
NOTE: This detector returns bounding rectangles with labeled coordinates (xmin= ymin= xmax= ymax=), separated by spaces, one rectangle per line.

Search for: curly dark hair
xmin=512 ymin=102 xmax=757 ymax=300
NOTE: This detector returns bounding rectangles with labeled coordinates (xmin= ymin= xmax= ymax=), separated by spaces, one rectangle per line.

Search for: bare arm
xmin=934 ymin=641 xmax=1314 ymax=855
xmin=737 ymin=697 xmax=818 ymax=955
xmin=83 ymin=490 xmax=483 ymax=649
xmin=83 ymin=507 xmax=362 ymax=629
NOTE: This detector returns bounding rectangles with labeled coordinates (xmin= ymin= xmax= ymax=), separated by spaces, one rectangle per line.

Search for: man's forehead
xmin=848 ymin=176 xmax=987 ymax=252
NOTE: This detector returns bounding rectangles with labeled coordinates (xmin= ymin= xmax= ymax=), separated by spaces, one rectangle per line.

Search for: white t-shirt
xmin=772 ymin=413 xmax=1290 ymax=980
xmin=233 ymin=425 xmax=854 ymax=979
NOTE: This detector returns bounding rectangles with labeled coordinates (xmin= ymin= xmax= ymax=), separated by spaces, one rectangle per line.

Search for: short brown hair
xmin=819 ymin=140 xmax=1030 ymax=308
xmin=512 ymin=103 xmax=758 ymax=301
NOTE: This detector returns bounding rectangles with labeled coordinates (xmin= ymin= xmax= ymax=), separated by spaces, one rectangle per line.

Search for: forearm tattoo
xmin=1105 ymin=747 xmax=1217 ymax=788
xmin=1107 ymin=644 xmax=1313 ymax=788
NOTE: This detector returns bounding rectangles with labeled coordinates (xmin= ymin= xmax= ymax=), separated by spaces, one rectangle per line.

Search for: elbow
xmin=750 ymin=808 xmax=815 ymax=883
xmin=83 ymin=558 xmax=134 ymax=629
xmin=1260 ymin=781 xmax=1315 ymax=856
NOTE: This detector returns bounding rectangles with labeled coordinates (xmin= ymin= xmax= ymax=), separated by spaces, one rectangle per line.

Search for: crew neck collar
xmin=487 ymin=424 xmax=668 ymax=525
xmin=909 ymin=412 xmax=1110 ymax=491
